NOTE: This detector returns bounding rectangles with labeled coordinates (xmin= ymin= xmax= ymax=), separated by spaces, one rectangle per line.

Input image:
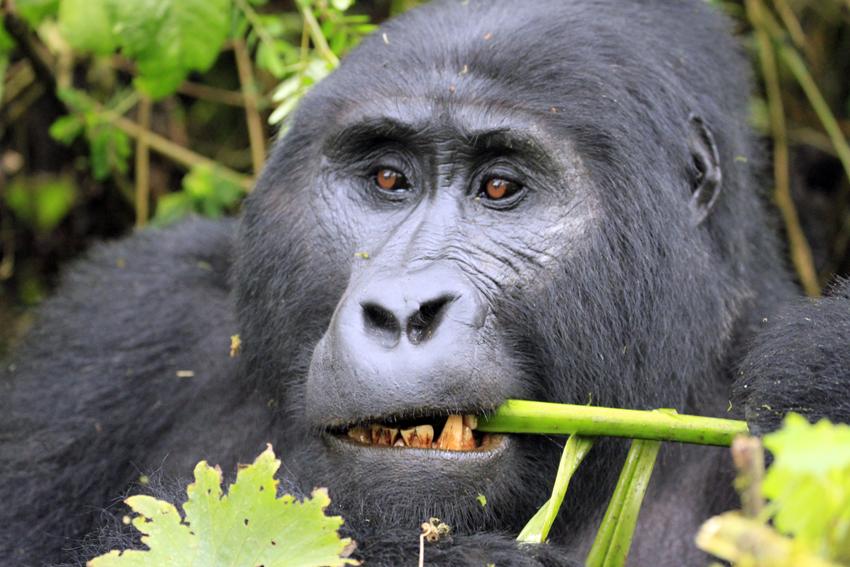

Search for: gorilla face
xmin=236 ymin=0 xmax=753 ymax=535
xmin=303 ymin=100 xmax=602 ymax=525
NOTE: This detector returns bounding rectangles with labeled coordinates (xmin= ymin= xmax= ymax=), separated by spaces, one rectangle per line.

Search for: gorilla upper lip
xmin=328 ymin=412 xmax=506 ymax=452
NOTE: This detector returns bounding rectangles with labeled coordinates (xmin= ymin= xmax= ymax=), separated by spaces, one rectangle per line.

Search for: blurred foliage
xmin=0 ymin=0 xmax=848 ymax=351
xmin=697 ymin=415 xmax=850 ymax=566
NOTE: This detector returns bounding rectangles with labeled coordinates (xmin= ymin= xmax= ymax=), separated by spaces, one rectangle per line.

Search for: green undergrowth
xmin=88 ymin=403 xmax=849 ymax=567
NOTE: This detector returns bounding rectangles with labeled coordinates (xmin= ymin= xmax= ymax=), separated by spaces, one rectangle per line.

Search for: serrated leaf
xmin=762 ymin=414 xmax=850 ymax=561
xmin=59 ymin=0 xmax=116 ymax=54
xmin=89 ymin=446 xmax=358 ymax=567
xmin=109 ymin=0 xmax=231 ymax=100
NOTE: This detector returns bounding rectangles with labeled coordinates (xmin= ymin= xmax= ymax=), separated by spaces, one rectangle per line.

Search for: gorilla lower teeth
xmin=344 ymin=413 xmax=487 ymax=451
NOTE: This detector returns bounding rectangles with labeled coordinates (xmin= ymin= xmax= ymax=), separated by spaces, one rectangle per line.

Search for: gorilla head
xmin=235 ymin=0 xmax=785 ymax=539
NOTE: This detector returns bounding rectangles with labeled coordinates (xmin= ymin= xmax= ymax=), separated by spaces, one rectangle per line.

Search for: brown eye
xmin=482 ymin=177 xmax=520 ymax=201
xmin=374 ymin=168 xmax=409 ymax=192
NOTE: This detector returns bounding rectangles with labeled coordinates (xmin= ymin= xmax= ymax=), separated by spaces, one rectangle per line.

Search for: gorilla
xmin=2 ymin=0 xmax=849 ymax=565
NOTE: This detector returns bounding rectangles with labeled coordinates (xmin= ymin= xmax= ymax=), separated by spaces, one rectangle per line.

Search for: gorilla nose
xmin=361 ymin=294 xmax=455 ymax=348
xmin=307 ymin=266 xmax=506 ymax=423
xmin=333 ymin=266 xmax=488 ymax=356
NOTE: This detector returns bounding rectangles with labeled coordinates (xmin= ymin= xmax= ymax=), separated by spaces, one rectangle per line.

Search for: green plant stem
xmin=517 ymin=435 xmax=593 ymax=544
xmin=747 ymin=0 xmax=820 ymax=297
xmin=585 ymin=439 xmax=661 ymax=567
xmin=233 ymin=37 xmax=266 ymax=178
xmin=477 ymin=400 xmax=748 ymax=446
xmin=777 ymin=44 xmax=850 ymax=189
xmin=134 ymin=96 xmax=152 ymax=228
xmin=296 ymin=1 xmax=339 ymax=66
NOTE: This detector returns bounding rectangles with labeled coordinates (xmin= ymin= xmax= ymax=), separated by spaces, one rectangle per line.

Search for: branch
xmin=477 ymin=400 xmax=748 ymax=446
xmin=134 ymin=96 xmax=152 ymax=228
xmin=233 ymin=37 xmax=266 ymax=178
xmin=747 ymin=0 xmax=820 ymax=297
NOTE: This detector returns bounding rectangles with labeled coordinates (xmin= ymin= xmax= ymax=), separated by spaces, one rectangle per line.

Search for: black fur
xmin=2 ymin=1 xmax=849 ymax=566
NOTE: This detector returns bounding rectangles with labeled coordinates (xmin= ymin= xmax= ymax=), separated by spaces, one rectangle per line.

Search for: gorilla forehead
xmin=316 ymin=0 xmax=743 ymax=126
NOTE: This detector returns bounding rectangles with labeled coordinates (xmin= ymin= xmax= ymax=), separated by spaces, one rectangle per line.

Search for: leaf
xmin=153 ymin=165 xmax=246 ymax=225
xmin=16 ymin=0 xmax=60 ymax=28
xmin=59 ymin=0 xmax=116 ymax=54
xmin=5 ymin=176 xmax=76 ymax=233
xmin=89 ymin=446 xmax=358 ymax=567
xmin=761 ymin=415 xmax=850 ymax=559
xmin=87 ymin=123 xmax=131 ymax=180
xmin=48 ymin=115 xmax=85 ymax=145
xmin=696 ymin=512 xmax=839 ymax=567
xmin=109 ymin=0 xmax=232 ymax=99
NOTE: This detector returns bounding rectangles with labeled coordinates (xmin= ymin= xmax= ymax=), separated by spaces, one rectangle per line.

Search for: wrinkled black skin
xmin=3 ymin=1 xmax=850 ymax=565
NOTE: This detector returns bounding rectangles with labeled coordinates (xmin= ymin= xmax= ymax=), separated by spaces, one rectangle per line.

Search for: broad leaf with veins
xmin=89 ymin=446 xmax=358 ymax=567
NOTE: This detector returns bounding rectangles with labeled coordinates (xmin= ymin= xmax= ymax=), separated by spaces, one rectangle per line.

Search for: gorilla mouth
xmin=333 ymin=414 xmax=505 ymax=451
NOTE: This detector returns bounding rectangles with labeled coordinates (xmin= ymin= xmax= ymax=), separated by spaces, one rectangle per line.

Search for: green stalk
xmin=517 ymin=435 xmax=594 ymax=544
xmin=477 ymin=400 xmax=747 ymax=446
xmin=586 ymin=439 xmax=662 ymax=567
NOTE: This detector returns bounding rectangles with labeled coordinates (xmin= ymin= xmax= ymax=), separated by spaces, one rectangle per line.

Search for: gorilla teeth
xmin=347 ymin=426 xmax=370 ymax=444
xmin=370 ymin=424 xmax=399 ymax=446
xmin=400 ymin=425 xmax=434 ymax=448
xmin=345 ymin=414 xmax=490 ymax=451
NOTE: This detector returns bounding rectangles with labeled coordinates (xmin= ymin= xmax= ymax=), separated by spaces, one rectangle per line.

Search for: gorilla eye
xmin=374 ymin=168 xmax=410 ymax=192
xmin=480 ymin=177 xmax=522 ymax=203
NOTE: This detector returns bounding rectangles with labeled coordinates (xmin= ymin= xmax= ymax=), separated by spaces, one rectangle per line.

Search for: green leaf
xmin=48 ymin=115 xmax=85 ymax=145
xmin=153 ymin=165 xmax=246 ymax=226
xmin=182 ymin=164 xmax=244 ymax=216
xmin=89 ymin=446 xmax=358 ymax=567
xmin=762 ymin=415 xmax=850 ymax=560
xmin=16 ymin=0 xmax=60 ymax=27
xmin=59 ymin=0 xmax=116 ymax=54
xmin=5 ymin=176 xmax=76 ymax=233
xmin=110 ymin=0 xmax=231 ymax=99
xmin=87 ymin=122 xmax=131 ymax=180
xmin=0 ymin=27 xmax=14 ymax=55
xmin=152 ymin=192 xmax=194 ymax=227
xmin=331 ymin=0 xmax=353 ymax=10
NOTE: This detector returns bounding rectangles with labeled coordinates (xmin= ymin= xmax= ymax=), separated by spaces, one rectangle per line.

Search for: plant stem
xmin=296 ymin=1 xmax=339 ymax=66
xmin=517 ymin=435 xmax=593 ymax=544
xmin=476 ymin=400 xmax=748 ymax=446
xmin=747 ymin=0 xmax=820 ymax=297
xmin=134 ymin=96 xmax=152 ymax=228
xmin=586 ymin=439 xmax=661 ymax=567
xmin=777 ymin=44 xmax=850 ymax=190
xmin=233 ymin=37 xmax=266 ymax=178
xmin=108 ymin=111 xmax=253 ymax=191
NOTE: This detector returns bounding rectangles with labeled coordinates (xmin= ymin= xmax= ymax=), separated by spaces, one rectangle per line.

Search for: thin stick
xmin=134 ymin=96 xmax=152 ymax=228
xmin=296 ymin=2 xmax=339 ymax=66
xmin=778 ymin=44 xmax=850 ymax=189
xmin=233 ymin=37 xmax=266 ymax=178
xmin=106 ymin=112 xmax=253 ymax=191
xmin=747 ymin=0 xmax=820 ymax=297
xmin=477 ymin=400 xmax=748 ymax=446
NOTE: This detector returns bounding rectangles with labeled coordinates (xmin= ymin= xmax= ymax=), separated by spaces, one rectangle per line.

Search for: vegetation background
xmin=0 ymin=0 xmax=848 ymax=356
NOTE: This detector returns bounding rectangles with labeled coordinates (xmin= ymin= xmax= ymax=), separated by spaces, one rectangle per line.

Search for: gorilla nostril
xmin=361 ymin=302 xmax=402 ymax=346
xmin=407 ymin=295 xmax=454 ymax=345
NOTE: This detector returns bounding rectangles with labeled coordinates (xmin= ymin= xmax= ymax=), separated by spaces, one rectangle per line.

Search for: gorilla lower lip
xmin=341 ymin=413 xmax=498 ymax=451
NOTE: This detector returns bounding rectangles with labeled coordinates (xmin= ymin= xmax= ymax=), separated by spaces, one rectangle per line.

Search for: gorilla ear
xmin=687 ymin=114 xmax=722 ymax=226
